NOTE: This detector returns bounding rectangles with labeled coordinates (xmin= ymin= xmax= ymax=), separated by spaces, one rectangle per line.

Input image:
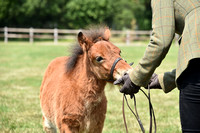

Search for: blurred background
xmin=0 ymin=0 xmax=154 ymax=45
xmin=0 ymin=0 xmax=151 ymax=30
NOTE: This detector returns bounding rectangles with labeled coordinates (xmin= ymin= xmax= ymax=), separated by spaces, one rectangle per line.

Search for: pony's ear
xmin=78 ymin=32 xmax=92 ymax=51
xmin=104 ymin=28 xmax=111 ymax=41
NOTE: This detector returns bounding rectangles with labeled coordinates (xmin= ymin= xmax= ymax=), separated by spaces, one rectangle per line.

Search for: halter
xmin=108 ymin=57 xmax=157 ymax=133
xmin=107 ymin=57 xmax=123 ymax=82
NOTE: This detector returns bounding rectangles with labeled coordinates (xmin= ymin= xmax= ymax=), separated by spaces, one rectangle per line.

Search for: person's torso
xmin=174 ymin=0 xmax=200 ymax=34
xmin=173 ymin=0 xmax=200 ymax=79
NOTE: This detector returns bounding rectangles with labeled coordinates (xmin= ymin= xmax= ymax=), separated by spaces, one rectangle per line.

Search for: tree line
xmin=0 ymin=0 xmax=152 ymax=30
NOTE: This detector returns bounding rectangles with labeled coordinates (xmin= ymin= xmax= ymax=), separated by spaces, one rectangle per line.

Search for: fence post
xmin=29 ymin=27 xmax=34 ymax=44
xmin=149 ymin=30 xmax=152 ymax=36
xmin=54 ymin=28 xmax=58 ymax=45
xmin=4 ymin=27 xmax=8 ymax=43
xmin=126 ymin=30 xmax=130 ymax=45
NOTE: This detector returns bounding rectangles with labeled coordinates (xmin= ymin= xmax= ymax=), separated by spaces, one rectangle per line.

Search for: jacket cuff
xmin=129 ymin=67 xmax=150 ymax=87
xmin=158 ymin=72 xmax=176 ymax=93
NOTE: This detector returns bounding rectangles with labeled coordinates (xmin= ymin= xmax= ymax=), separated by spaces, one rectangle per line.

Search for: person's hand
xmin=114 ymin=74 xmax=140 ymax=98
xmin=147 ymin=73 xmax=162 ymax=89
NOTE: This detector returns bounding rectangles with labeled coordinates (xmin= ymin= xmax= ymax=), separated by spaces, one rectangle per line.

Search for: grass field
xmin=0 ymin=41 xmax=181 ymax=133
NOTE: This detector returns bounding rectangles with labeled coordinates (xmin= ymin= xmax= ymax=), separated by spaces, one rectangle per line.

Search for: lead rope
xmin=122 ymin=94 xmax=128 ymax=133
xmin=148 ymin=85 xmax=153 ymax=133
xmin=122 ymin=85 xmax=157 ymax=133
xmin=123 ymin=94 xmax=145 ymax=133
xmin=140 ymin=87 xmax=157 ymax=133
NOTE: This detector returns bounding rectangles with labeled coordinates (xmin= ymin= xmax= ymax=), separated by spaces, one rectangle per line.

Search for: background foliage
xmin=0 ymin=0 xmax=152 ymax=30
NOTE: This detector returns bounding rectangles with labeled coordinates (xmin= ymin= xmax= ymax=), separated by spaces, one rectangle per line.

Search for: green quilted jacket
xmin=129 ymin=0 xmax=200 ymax=93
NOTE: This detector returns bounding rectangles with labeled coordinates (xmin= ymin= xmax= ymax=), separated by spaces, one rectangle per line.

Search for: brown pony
xmin=40 ymin=26 xmax=132 ymax=133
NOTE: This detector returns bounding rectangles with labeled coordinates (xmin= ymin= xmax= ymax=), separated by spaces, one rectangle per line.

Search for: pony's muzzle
xmin=114 ymin=68 xmax=132 ymax=81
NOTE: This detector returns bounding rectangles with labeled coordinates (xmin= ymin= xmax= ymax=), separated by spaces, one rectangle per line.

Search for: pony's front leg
xmin=58 ymin=115 xmax=81 ymax=133
xmin=59 ymin=124 xmax=72 ymax=133
xmin=44 ymin=127 xmax=57 ymax=133
xmin=42 ymin=116 xmax=57 ymax=133
xmin=59 ymin=123 xmax=81 ymax=133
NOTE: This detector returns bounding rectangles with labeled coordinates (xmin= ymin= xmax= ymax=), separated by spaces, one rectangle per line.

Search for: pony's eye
xmin=96 ymin=56 xmax=104 ymax=62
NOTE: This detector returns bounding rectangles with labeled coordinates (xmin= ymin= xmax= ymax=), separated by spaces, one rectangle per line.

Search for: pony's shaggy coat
xmin=40 ymin=26 xmax=132 ymax=133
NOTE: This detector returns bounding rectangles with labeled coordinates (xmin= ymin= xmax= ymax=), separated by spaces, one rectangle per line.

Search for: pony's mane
xmin=66 ymin=25 xmax=109 ymax=71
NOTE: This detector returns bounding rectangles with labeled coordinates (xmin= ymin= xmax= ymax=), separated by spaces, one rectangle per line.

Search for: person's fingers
xmin=130 ymin=94 xmax=134 ymax=99
xmin=119 ymin=86 xmax=125 ymax=93
xmin=149 ymin=78 xmax=162 ymax=89
xmin=149 ymin=82 xmax=156 ymax=88
xmin=132 ymin=88 xmax=139 ymax=94
xmin=114 ymin=78 xmax=123 ymax=85
xmin=149 ymin=82 xmax=157 ymax=88
xmin=152 ymin=73 xmax=157 ymax=78
xmin=119 ymin=85 xmax=127 ymax=93
xmin=149 ymin=73 xmax=157 ymax=82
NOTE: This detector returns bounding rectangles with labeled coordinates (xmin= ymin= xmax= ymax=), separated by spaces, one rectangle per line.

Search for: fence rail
xmin=0 ymin=27 xmax=151 ymax=45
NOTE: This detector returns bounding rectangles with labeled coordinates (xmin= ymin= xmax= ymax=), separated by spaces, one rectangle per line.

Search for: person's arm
xmin=129 ymin=0 xmax=175 ymax=87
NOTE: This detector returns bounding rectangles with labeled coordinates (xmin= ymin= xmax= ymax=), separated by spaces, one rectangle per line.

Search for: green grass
xmin=0 ymin=41 xmax=181 ymax=133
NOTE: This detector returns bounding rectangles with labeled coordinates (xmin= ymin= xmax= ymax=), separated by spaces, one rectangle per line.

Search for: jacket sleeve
xmin=158 ymin=69 xmax=177 ymax=93
xmin=129 ymin=0 xmax=175 ymax=87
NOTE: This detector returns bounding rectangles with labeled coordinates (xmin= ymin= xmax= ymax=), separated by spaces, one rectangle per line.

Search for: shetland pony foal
xmin=40 ymin=27 xmax=132 ymax=133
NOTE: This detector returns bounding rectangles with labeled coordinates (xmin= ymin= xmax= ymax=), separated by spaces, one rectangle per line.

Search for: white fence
xmin=0 ymin=27 xmax=151 ymax=45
